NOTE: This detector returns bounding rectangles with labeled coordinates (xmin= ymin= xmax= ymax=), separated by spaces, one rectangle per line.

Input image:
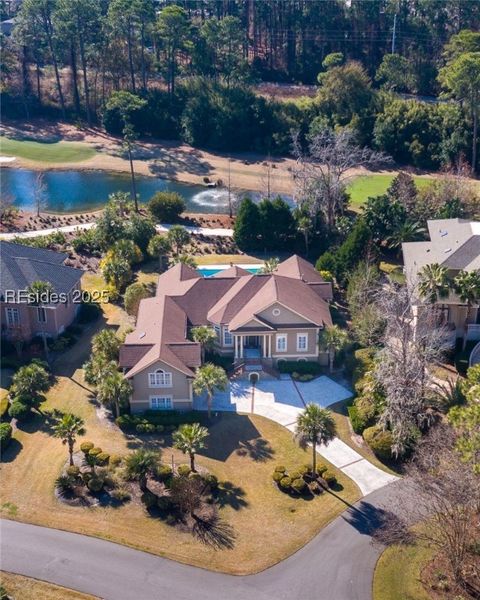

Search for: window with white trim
xmin=5 ymin=307 xmax=20 ymax=327
xmin=37 ymin=307 xmax=47 ymax=323
xmin=276 ymin=334 xmax=287 ymax=352
xmin=297 ymin=333 xmax=308 ymax=352
xmin=150 ymin=396 xmax=172 ymax=410
xmin=148 ymin=369 xmax=172 ymax=388
xmin=223 ymin=328 xmax=233 ymax=346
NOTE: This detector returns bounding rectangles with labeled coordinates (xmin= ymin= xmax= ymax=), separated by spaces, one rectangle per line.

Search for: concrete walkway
xmin=0 ymin=222 xmax=234 ymax=240
xmin=194 ymin=377 xmax=398 ymax=496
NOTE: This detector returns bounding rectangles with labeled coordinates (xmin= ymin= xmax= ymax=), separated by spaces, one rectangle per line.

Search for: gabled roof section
xmin=207 ymin=275 xmax=269 ymax=324
xmin=0 ymin=240 xmax=83 ymax=298
xmin=155 ymin=262 xmax=201 ymax=297
xmin=228 ymin=275 xmax=332 ymax=331
xmin=213 ymin=265 xmax=251 ymax=278
xmin=274 ymin=255 xmax=326 ymax=284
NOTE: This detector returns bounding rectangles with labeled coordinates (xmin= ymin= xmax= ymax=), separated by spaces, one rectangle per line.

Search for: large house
xmin=402 ymin=218 xmax=480 ymax=347
xmin=120 ymin=255 xmax=333 ymax=412
xmin=0 ymin=241 xmax=83 ymax=343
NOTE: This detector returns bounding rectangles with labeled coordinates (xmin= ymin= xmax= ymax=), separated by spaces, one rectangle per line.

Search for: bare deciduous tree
xmin=374 ymin=282 xmax=450 ymax=457
xmin=292 ymin=129 xmax=390 ymax=230
xmin=407 ymin=425 xmax=480 ymax=585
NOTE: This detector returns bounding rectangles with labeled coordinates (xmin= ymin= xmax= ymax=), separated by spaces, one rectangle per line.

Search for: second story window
xmin=223 ymin=328 xmax=233 ymax=346
xmin=148 ymin=369 xmax=172 ymax=388
xmin=5 ymin=307 xmax=20 ymax=327
xmin=37 ymin=307 xmax=47 ymax=323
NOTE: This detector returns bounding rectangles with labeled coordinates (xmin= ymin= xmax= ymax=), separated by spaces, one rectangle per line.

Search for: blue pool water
xmin=198 ymin=267 xmax=261 ymax=277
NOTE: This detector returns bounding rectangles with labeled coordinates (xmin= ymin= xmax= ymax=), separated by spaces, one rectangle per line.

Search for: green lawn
xmin=0 ymin=136 xmax=96 ymax=163
xmin=347 ymin=174 xmax=432 ymax=209
xmin=373 ymin=540 xmax=433 ymax=600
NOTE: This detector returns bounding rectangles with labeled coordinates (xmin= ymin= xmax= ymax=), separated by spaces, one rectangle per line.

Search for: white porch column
xmin=262 ymin=334 xmax=267 ymax=358
xmin=268 ymin=335 xmax=272 ymax=357
xmin=240 ymin=335 xmax=244 ymax=359
xmin=234 ymin=335 xmax=238 ymax=359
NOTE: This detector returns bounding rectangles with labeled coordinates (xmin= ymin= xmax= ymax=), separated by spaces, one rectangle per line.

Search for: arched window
xmin=148 ymin=369 xmax=172 ymax=387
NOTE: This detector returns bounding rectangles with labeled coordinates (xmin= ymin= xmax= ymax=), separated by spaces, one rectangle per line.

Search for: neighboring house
xmin=0 ymin=241 xmax=83 ymax=343
xmin=120 ymin=255 xmax=333 ymax=412
xmin=402 ymin=218 xmax=480 ymax=346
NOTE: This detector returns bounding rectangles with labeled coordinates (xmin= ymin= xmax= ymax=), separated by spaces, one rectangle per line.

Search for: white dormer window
xmin=223 ymin=328 xmax=233 ymax=346
xmin=148 ymin=369 xmax=172 ymax=388
xmin=297 ymin=333 xmax=308 ymax=352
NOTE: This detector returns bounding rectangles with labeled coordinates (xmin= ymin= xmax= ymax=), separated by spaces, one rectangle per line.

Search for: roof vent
xmin=440 ymin=230 xmax=448 ymax=237
xmin=139 ymin=332 xmax=146 ymax=339
xmin=444 ymin=248 xmax=452 ymax=253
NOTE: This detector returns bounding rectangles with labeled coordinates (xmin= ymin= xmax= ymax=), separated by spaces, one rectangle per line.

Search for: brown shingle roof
xmin=122 ymin=255 xmax=332 ymax=379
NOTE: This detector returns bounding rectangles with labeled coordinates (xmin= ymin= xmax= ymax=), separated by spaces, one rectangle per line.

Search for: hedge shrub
xmin=363 ymin=425 xmax=393 ymax=460
xmin=0 ymin=422 xmax=12 ymax=450
xmin=158 ymin=464 xmax=173 ymax=481
xmin=8 ymin=401 xmax=30 ymax=421
xmin=277 ymin=361 xmax=322 ymax=375
xmin=279 ymin=476 xmax=292 ymax=490
xmin=87 ymin=477 xmax=104 ymax=492
xmin=272 ymin=470 xmax=284 ymax=483
xmin=116 ymin=411 xmax=206 ymax=431
xmin=148 ymin=192 xmax=185 ymax=223
xmin=322 ymin=470 xmax=337 ymax=487
xmin=177 ymin=464 xmax=191 ymax=477
xmin=66 ymin=465 xmax=80 ymax=478
xmin=291 ymin=478 xmax=307 ymax=494
xmin=96 ymin=452 xmax=110 ymax=465
xmin=348 ymin=405 xmax=366 ymax=434
xmin=80 ymin=441 xmax=95 ymax=454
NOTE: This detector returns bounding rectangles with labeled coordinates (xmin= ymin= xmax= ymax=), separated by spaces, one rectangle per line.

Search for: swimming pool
xmin=198 ymin=265 xmax=262 ymax=277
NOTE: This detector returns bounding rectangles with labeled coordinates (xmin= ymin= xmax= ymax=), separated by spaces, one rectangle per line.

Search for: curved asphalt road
xmin=0 ymin=481 xmax=403 ymax=600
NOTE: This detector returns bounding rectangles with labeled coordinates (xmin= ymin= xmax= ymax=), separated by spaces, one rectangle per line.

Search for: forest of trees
xmin=1 ymin=0 xmax=479 ymax=170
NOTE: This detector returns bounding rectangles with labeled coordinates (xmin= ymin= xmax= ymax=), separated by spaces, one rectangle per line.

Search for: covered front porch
xmin=233 ymin=333 xmax=273 ymax=361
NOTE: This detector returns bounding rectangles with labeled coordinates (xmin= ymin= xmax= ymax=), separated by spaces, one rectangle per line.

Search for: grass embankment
xmin=347 ymin=174 xmax=432 ymax=209
xmin=0 ymin=572 xmax=98 ymax=600
xmin=0 ymin=272 xmax=361 ymax=575
xmin=329 ymin=400 xmax=401 ymax=477
xmin=0 ymin=136 xmax=96 ymax=163
xmin=373 ymin=541 xmax=433 ymax=600
xmin=194 ymin=254 xmax=263 ymax=265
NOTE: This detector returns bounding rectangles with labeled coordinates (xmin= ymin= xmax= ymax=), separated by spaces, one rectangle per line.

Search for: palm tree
xmin=295 ymin=404 xmax=336 ymax=476
xmin=319 ymin=325 xmax=349 ymax=373
xmin=91 ymin=329 xmax=121 ymax=362
xmin=170 ymin=254 xmax=197 ymax=267
xmin=296 ymin=215 xmax=312 ymax=257
xmin=53 ymin=413 xmax=86 ymax=466
xmin=96 ymin=368 xmax=132 ymax=418
xmin=191 ymin=326 xmax=217 ymax=362
xmin=387 ymin=220 xmax=425 ymax=253
xmin=27 ymin=280 xmax=53 ymax=361
xmin=173 ymin=423 xmax=209 ymax=472
xmin=260 ymin=257 xmax=280 ymax=274
xmin=454 ymin=270 xmax=480 ymax=349
xmin=125 ymin=449 xmax=161 ymax=492
xmin=418 ymin=263 xmax=451 ymax=305
xmin=193 ymin=363 xmax=228 ymax=420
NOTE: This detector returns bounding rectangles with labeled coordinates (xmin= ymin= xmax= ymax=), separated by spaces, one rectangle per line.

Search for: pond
xmin=0 ymin=168 xmax=293 ymax=214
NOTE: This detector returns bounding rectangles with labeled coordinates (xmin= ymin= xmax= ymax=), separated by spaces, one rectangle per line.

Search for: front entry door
xmin=246 ymin=336 xmax=259 ymax=348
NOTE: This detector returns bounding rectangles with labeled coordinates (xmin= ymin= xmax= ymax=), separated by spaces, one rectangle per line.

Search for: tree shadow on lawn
xmin=192 ymin=514 xmax=237 ymax=550
xmin=214 ymin=481 xmax=248 ymax=511
xmin=342 ymin=499 xmax=408 ymax=541
xmin=198 ymin=413 xmax=272 ymax=463
xmin=15 ymin=407 xmax=66 ymax=436
xmin=0 ymin=438 xmax=23 ymax=462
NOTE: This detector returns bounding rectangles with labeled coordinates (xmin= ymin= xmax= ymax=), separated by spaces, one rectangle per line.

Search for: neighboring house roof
xmin=122 ymin=255 xmax=332 ymax=379
xmin=0 ymin=241 xmax=83 ymax=300
xmin=402 ymin=219 xmax=480 ymax=278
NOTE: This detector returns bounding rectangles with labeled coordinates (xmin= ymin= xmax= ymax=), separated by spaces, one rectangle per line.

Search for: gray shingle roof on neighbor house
xmin=402 ymin=218 xmax=480 ymax=277
xmin=0 ymin=241 xmax=83 ymax=299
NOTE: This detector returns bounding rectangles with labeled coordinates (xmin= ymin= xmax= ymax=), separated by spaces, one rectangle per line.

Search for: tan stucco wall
xmin=130 ymin=358 xmax=193 ymax=410
xmin=271 ymin=328 xmax=319 ymax=358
